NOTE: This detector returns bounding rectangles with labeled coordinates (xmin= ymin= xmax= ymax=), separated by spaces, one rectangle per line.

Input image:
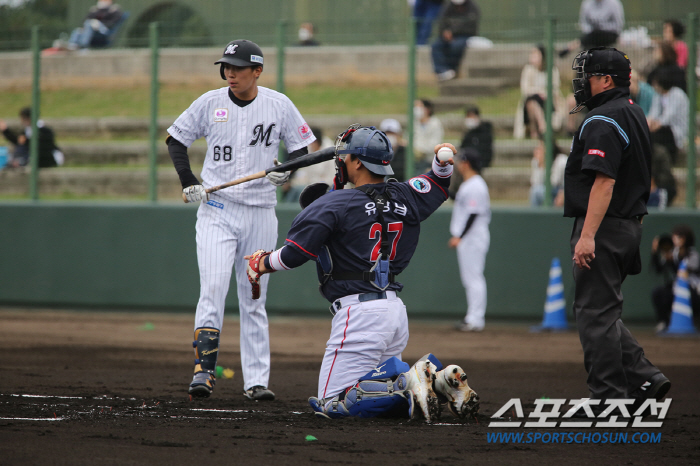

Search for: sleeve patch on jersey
xmin=298 ymin=123 xmax=312 ymax=139
xmin=588 ymin=149 xmax=605 ymax=158
xmin=213 ymin=108 xmax=228 ymax=122
xmin=408 ymin=177 xmax=432 ymax=193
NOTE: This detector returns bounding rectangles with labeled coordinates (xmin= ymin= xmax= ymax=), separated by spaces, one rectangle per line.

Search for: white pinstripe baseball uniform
xmin=450 ymin=174 xmax=491 ymax=329
xmin=168 ymin=85 xmax=315 ymax=391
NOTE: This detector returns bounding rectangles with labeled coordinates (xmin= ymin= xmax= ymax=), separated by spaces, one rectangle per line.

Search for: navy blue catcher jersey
xmin=284 ymin=170 xmax=451 ymax=302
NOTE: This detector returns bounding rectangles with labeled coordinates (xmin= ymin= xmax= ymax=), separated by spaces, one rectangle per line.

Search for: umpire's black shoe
xmin=630 ymin=373 xmax=671 ymax=414
xmin=244 ymin=385 xmax=275 ymax=401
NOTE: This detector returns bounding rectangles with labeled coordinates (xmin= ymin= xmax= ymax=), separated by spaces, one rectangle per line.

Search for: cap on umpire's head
xmin=457 ymin=148 xmax=482 ymax=173
xmin=215 ymin=40 xmax=264 ymax=79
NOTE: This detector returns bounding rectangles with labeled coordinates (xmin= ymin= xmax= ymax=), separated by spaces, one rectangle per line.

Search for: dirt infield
xmin=1 ymin=309 xmax=699 ymax=465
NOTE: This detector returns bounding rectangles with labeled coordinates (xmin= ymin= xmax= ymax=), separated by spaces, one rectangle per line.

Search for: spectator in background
xmin=550 ymin=142 xmax=568 ymax=207
xmin=297 ymin=22 xmax=320 ymax=46
xmin=413 ymin=0 xmax=445 ymax=46
xmin=66 ymin=0 xmax=125 ymax=50
xmin=651 ymin=225 xmax=700 ymax=333
xmin=431 ymin=0 xmax=480 ymax=81
xmin=0 ymin=107 xmax=62 ymax=168
xmin=559 ymin=0 xmax=624 ymax=57
xmin=529 ymin=140 xmax=568 ymax=207
xmin=645 ymin=41 xmax=686 ymax=92
xmin=647 ymin=177 xmax=671 ymax=210
xmin=413 ymin=99 xmax=444 ymax=172
xmin=630 ymin=69 xmax=656 ymax=116
xmin=283 ymin=126 xmax=335 ymax=203
xmin=379 ymin=119 xmax=408 ymax=181
xmin=449 ymin=105 xmax=493 ymax=199
xmin=663 ymin=19 xmax=687 ymax=69
xmin=648 ymin=68 xmax=689 ymax=166
xmin=514 ymin=45 xmax=564 ymax=140
xmin=460 ymin=105 xmax=493 ymax=169
xmin=529 ymin=141 xmax=545 ymax=207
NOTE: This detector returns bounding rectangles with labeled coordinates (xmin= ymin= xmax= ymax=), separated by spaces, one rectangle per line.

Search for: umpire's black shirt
xmin=564 ymin=87 xmax=651 ymax=219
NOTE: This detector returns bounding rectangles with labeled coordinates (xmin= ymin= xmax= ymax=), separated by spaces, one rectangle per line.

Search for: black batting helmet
xmin=215 ymin=39 xmax=264 ymax=80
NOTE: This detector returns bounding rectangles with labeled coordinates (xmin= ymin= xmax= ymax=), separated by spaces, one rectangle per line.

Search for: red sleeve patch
xmin=588 ymin=149 xmax=605 ymax=158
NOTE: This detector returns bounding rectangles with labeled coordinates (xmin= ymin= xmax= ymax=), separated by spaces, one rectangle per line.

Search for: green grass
xmin=0 ymin=84 xmax=440 ymax=119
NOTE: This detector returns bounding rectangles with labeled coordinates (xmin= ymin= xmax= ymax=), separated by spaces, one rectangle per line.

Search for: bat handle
xmin=182 ymin=193 xmax=189 ymax=203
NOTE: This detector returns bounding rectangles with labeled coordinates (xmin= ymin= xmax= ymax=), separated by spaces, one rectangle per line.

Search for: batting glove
xmin=183 ymin=185 xmax=209 ymax=204
xmin=246 ymin=249 xmax=272 ymax=300
xmin=266 ymin=159 xmax=291 ymax=187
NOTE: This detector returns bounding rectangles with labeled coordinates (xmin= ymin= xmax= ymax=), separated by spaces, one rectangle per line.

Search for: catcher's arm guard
xmin=246 ymin=249 xmax=273 ymax=300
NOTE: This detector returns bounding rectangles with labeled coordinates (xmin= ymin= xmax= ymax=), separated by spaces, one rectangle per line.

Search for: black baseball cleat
xmin=244 ymin=385 xmax=275 ymax=401
xmin=188 ymin=372 xmax=216 ymax=398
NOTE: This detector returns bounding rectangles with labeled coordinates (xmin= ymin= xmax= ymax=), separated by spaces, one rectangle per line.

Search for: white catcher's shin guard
xmin=404 ymin=356 xmax=440 ymax=422
xmin=433 ymin=365 xmax=480 ymax=419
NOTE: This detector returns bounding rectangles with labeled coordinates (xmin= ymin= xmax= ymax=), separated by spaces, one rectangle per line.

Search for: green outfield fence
xmin=1 ymin=202 xmax=699 ymax=322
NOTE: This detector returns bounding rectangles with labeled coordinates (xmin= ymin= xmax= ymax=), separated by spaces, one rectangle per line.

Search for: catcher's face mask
xmin=333 ymin=124 xmax=360 ymax=184
xmin=571 ymin=50 xmax=597 ymax=114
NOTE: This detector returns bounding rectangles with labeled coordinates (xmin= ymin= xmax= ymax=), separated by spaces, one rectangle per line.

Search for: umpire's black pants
xmin=571 ymin=216 xmax=661 ymax=399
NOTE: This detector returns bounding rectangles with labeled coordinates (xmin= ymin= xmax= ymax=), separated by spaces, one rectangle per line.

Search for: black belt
xmin=329 ymin=291 xmax=388 ymax=316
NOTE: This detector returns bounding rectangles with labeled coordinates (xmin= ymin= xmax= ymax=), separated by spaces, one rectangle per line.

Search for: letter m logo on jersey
xmin=250 ymin=123 xmax=276 ymax=147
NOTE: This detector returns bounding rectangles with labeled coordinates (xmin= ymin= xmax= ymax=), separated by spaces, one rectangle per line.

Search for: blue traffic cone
xmin=662 ymin=259 xmax=698 ymax=336
xmin=531 ymin=258 xmax=569 ymax=332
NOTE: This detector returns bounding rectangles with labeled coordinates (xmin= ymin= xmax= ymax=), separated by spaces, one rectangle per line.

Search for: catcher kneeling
xmin=309 ymin=353 xmax=479 ymax=422
xmin=244 ymin=126 xmax=479 ymax=422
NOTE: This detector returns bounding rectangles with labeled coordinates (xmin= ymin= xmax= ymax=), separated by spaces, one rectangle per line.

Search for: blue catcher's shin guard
xmin=309 ymin=357 xmax=413 ymax=418
xmin=188 ymin=327 xmax=220 ymax=398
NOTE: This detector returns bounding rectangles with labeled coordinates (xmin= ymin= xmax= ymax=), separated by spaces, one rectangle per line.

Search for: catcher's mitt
xmin=247 ymin=249 xmax=272 ymax=300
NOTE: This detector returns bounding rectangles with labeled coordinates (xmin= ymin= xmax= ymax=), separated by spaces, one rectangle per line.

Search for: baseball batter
xmin=244 ymin=126 xmax=479 ymax=420
xmin=448 ymin=148 xmax=491 ymax=332
xmin=166 ymin=39 xmax=316 ymax=401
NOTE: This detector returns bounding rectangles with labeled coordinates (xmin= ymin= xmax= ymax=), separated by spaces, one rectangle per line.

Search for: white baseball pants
xmin=457 ymin=237 xmax=489 ymax=328
xmin=317 ymin=291 xmax=409 ymax=400
xmin=194 ymin=198 xmax=278 ymax=390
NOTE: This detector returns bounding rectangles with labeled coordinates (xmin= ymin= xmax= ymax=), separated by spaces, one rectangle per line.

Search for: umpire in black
xmin=565 ymin=47 xmax=670 ymax=412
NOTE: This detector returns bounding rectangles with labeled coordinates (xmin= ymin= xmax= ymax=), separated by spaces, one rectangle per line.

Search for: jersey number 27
xmin=369 ymin=222 xmax=403 ymax=261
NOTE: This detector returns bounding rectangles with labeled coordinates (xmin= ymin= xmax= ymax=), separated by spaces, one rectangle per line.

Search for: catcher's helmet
xmin=570 ymin=47 xmax=631 ymax=113
xmin=215 ymin=39 xmax=264 ymax=80
xmin=335 ymin=124 xmax=394 ymax=176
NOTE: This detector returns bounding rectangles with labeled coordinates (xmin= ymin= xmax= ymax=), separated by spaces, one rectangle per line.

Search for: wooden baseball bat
xmin=182 ymin=146 xmax=336 ymax=202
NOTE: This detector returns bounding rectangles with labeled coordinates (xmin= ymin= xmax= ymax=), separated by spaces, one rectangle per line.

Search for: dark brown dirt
xmin=1 ymin=309 xmax=699 ymax=465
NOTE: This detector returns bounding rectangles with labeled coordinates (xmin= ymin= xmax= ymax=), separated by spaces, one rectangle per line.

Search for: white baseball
xmin=437 ymin=147 xmax=454 ymax=162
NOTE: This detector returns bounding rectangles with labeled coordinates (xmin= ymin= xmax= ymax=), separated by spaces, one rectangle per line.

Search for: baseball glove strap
xmin=247 ymin=249 xmax=273 ymax=300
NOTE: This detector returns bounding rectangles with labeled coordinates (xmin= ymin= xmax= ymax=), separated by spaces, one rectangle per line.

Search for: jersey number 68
xmin=213 ymin=145 xmax=233 ymax=161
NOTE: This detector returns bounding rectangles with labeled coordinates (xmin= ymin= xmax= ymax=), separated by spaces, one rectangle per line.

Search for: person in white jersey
xmin=166 ymin=39 xmax=316 ymax=401
xmin=448 ymin=148 xmax=491 ymax=332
